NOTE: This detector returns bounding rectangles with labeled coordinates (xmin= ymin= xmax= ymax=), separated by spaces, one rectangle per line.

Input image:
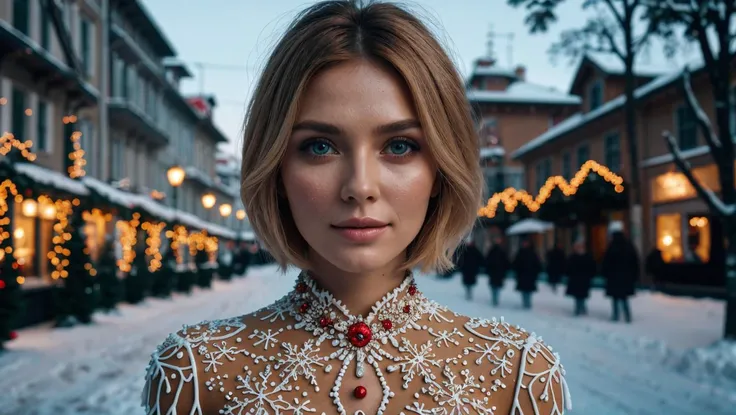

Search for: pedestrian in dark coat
xmin=457 ymin=241 xmax=484 ymax=300
xmin=485 ymin=237 xmax=510 ymax=306
xmin=565 ymin=239 xmax=597 ymax=316
xmin=512 ymin=237 xmax=542 ymax=309
xmin=601 ymin=223 xmax=640 ymax=323
xmin=545 ymin=243 xmax=566 ymax=293
xmin=644 ymin=246 xmax=666 ymax=284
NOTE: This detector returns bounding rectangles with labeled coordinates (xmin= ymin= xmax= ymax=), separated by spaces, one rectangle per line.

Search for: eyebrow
xmin=292 ymin=119 xmax=421 ymax=135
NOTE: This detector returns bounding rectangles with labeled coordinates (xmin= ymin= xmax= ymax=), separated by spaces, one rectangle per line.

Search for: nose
xmin=340 ymin=148 xmax=380 ymax=203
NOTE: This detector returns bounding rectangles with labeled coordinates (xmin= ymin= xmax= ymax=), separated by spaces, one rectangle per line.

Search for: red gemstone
xmin=299 ymin=303 xmax=310 ymax=313
xmin=0 ymin=280 xmax=5 ymax=289
xmin=296 ymin=282 xmax=308 ymax=293
xmin=353 ymin=385 xmax=367 ymax=399
xmin=381 ymin=319 xmax=393 ymax=330
xmin=8 ymin=331 xmax=17 ymax=340
xmin=403 ymin=304 xmax=411 ymax=314
xmin=347 ymin=322 xmax=372 ymax=348
xmin=408 ymin=285 xmax=417 ymax=296
xmin=319 ymin=317 xmax=332 ymax=327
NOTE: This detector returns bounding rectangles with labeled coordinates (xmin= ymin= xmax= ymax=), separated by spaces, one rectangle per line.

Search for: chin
xmin=320 ymin=246 xmax=401 ymax=274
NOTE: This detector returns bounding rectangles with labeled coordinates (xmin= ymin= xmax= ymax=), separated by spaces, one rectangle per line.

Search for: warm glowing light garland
xmin=0 ymin=180 xmax=19 ymax=260
xmin=0 ymin=132 xmax=37 ymax=161
xmin=478 ymin=160 xmax=625 ymax=218
xmin=166 ymin=225 xmax=189 ymax=264
xmin=116 ymin=213 xmax=140 ymax=272
xmin=46 ymin=196 xmax=74 ymax=280
xmin=67 ymin=129 xmax=86 ymax=179
xmin=143 ymin=221 xmax=165 ymax=272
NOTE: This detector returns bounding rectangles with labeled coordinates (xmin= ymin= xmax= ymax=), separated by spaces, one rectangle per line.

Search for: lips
xmin=331 ymin=217 xmax=389 ymax=243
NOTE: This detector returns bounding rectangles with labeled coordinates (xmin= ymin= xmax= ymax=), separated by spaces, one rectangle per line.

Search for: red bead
xmin=381 ymin=319 xmax=392 ymax=330
xmin=408 ymin=285 xmax=417 ymax=296
xmin=296 ymin=282 xmax=308 ymax=293
xmin=353 ymin=385 xmax=367 ymax=399
xmin=0 ymin=280 xmax=5 ymax=289
xmin=9 ymin=331 xmax=17 ymax=340
xmin=403 ymin=304 xmax=411 ymax=313
xmin=319 ymin=317 xmax=332 ymax=327
xmin=347 ymin=322 xmax=372 ymax=348
xmin=299 ymin=303 xmax=310 ymax=313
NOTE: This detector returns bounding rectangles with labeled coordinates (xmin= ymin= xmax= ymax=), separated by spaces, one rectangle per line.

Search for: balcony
xmin=0 ymin=20 xmax=97 ymax=108
xmin=108 ymin=97 xmax=169 ymax=147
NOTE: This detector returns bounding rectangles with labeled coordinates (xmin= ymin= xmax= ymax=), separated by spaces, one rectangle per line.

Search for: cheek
xmin=385 ymin=164 xmax=436 ymax=209
xmin=282 ymin=164 xmax=334 ymax=212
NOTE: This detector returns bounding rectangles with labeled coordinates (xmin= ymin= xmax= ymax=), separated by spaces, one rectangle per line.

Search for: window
xmin=562 ymin=152 xmax=571 ymax=179
xmin=40 ymin=4 xmax=51 ymax=49
xmin=604 ymin=132 xmax=621 ymax=172
xmin=11 ymin=87 xmax=27 ymax=142
xmin=80 ymin=16 xmax=95 ymax=77
xmin=112 ymin=54 xmax=125 ymax=97
xmin=13 ymin=0 xmax=29 ymax=35
xmin=656 ymin=213 xmax=682 ymax=263
xmin=589 ymin=80 xmax=603 ymax=111
xmin=111 ymin=137 xmax=125 ymax=180
xmin=535 ymin=158 xmax=551 ymax=189
xmin=36 ymin=100 xmax=51 ymax=152
xmin=677 ymin=105 xmax=698 ymax=150
xmin=576 ymin=144 xmax=589 ymax=167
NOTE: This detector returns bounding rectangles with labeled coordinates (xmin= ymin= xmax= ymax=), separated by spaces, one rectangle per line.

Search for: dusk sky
xmin=143 ymin=0 xmax=689 ymax=156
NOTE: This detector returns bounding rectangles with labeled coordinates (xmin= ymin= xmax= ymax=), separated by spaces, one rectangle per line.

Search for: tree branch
xmin=663 ymin=131 xmax=735 ymax=217
xmin=602 ymin=0 xmax=625 ymax=27
xmin=598 ymin=19 xmax=626 ymax=60
xmin=681 ymin=69 xmax=722 ymax=151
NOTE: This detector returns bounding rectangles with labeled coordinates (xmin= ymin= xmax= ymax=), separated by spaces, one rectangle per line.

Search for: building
xmin=215 ymin=151 xmax=253 ymax=240
xmin=0 ymin=0 xmax=242 ymax=326
xmin=465 ymin=57 xmax=580 ymax=249
xmin=512 ymin=51 xmax=733 ymax=292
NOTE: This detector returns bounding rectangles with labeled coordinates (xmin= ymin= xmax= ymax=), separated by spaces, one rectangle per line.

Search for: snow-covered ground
xmin=1 ymin=265 xmax=734 ymax=415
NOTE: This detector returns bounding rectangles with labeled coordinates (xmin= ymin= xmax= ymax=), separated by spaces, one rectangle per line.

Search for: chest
xmin=194 ymin=326 xmax=516 ymax=415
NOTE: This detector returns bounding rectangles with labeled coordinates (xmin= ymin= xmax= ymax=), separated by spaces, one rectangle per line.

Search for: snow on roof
xmin=480 ymin=147 xmax=505 ymax=159
xmin=512 ymin=60 xmax=698 ymax=159
xmin=14 ymin=162 xmax=89 ymax=196
xmin=585 ymin=51 xmax=673 ymax=77
xmin=467 ymin=81 xmax=581 ymax=105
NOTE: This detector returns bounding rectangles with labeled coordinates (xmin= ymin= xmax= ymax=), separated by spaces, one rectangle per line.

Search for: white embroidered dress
xmin=143 ymin=272 xmax=571 ymax=414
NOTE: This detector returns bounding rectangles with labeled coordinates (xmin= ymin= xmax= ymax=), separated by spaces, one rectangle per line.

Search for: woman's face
xmin=281 ymin=59 xmax=437 ymax=274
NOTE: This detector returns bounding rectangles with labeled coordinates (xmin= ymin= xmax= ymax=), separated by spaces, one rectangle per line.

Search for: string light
xmin=0 ymin=132 xmax=37 ymax=161
xmin=478 ymin=160 xmax=625 ymax=218
xmin=82 ymin=209 xmax=111 ymax=277
xmin=166 ymin=225 xmax=189 ymax=264
xmin=67 ymin=129 xmax=86 ymax=178
xmin=143 ymin=221 xmax=165 ymax=272
xmin=116 ymin=213 xmax=140 ymax=272
xmin=45 ymin=196 xmax=73 ymax=280
xmin=0 ymin=180 xmax=19 ymax=260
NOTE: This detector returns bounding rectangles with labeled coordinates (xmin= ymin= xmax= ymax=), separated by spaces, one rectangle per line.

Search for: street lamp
xmin=201 ymin=193 xmax=216 ymax=209
xmin=167 ymin=165 xmax=186 ymax=209
xmin=219 ymin=203 xmax=232 ymax=217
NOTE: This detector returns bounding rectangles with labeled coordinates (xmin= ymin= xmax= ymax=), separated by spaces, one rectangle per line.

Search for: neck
xmin=306 ymin=254 xmax=407 ymax=317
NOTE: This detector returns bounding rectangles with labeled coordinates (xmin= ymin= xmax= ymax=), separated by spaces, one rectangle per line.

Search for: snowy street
xmin=1 ymin=265 xmax=735 ymax=415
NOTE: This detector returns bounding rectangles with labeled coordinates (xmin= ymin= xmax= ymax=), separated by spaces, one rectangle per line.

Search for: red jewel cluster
xmin=347 ymin=322 xmax=372 ymax=348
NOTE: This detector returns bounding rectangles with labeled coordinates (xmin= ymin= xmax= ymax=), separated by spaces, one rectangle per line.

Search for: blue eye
xmin=302 ymin=140 xmax=335 ymax=156
xmin=384 ymin=138 xmax=418 ymax=157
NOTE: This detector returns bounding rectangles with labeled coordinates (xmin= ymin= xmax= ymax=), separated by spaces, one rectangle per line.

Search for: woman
xmin=601 ymin=226 xmax=639 ymax=323
xmin=143 ymin=2 xmax=570 ymax=414
xmin=565 ymin=239 xmax=596 ymax=316
xmin=457 ymin=240 xmax=484 ymax=300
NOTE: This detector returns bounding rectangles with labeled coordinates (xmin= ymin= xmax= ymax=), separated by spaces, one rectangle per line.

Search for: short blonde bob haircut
xmin=241 ymin=0 xmax=482 ymax=272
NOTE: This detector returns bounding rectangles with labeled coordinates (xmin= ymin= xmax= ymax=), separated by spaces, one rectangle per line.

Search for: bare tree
xmin=645 ymin=0 xmax=736 ymax=339
xmin=507 ymin=0 xmax=671 ymax=256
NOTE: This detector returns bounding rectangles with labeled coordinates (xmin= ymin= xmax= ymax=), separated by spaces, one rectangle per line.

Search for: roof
xmin=114 ymin=0 xmax=176 ymax=57
xmin=467 ymin=81 xmax=581 ymax=106
xmin=163 ymin=58 xmax=193 ymax=78
xmin=568 ymin=51 xmax=673 ymax=95
xmin=511 ymin=58 xmax=703 ymax=160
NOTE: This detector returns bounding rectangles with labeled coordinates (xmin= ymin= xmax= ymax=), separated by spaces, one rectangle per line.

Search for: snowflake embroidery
xmin=226 ymin=365 xmax=316 ymax=414
xmin=387 ymin=339 xmax=441 ymax=389
xmin=429 ymin=327 xmax=464 ymax=348
xmin=422 ymin=366 xmax=494 ymax=415
xmin=202 ymin=340 xmax=243 ymax=373
xmin=274 ymin=339 xmax=326 ymax=388
xmin=249 ymin=328 xmax=280 ymax=350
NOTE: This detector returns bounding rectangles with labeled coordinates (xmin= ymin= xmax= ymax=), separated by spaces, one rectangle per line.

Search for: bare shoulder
xmin=141 ymin=296 xmax=294 ymax=415
xmin=455 ymin=313 xmax=572 ymax=415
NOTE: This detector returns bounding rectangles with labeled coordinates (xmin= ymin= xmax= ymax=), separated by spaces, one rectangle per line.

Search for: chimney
xmin=514 ymin=65 xmax=526 ymax=81
xmin=476 ymin=57 xmax=496 ymax=68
